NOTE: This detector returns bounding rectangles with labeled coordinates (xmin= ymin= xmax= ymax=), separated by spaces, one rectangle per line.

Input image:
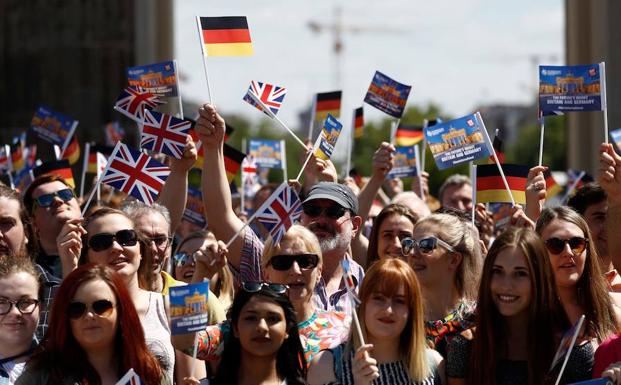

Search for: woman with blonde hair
xmin=308 ymin=258 xmax=443 ymax=385
xmin=404 ymin=213 xmax=482 ymax=357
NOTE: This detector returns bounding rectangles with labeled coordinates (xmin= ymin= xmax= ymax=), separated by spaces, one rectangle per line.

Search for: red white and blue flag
xmin=140 ymin=110 xmax=191 ymax=159
xmin=115 ymin=368 xmax=145 ymax=385
xmin=243 ymin=81 xmax=287 ymax=116
xmin=101 ymin=143 xmax=170 ymax=205
xmin=0 ymin=145 xmax=11 ymax=173
xmin=341 ymin=259 xmax=361 ymax=305
xmin=241 ymin=155 xmax=259 ymax=197
xmin=255 ymin=183 xmax=302 ymax=244
xmin=114 ymin=87 xmax=164 ymax=122
xmin=104 ymin=122 xmax=125 ymax=145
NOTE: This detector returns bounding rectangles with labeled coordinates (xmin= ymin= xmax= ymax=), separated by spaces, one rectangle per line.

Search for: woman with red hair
xmin=16 ymin=263 xmax=165 ymax=385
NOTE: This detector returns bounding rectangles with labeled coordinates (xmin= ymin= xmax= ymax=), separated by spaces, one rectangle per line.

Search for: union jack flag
xmin=114 ymin=87 xmax=164 ymax=122
xmin=341 ymin=259 xmax=361 ymax=306
xmin=0 ymin=145 xmax=11 ymax=172
xmin=115 ymin=368 xmax=145 ymax=385
xmin=241 ymin=155 xmax=258 ymax=196
xmin=243 ymin=81 xmax=287 ymax=116
xmin=255 ymin=183 xmax=302 ymax=244
xmin=104 ymin=122 xmax=125 ymax=145
xmin=101 ymin=143 xmax=170 ymax=205
xmin=140 ymin=110 xmax=191 ymax=159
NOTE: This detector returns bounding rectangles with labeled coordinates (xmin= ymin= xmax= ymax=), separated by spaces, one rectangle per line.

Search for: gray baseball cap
xmin=302 ymin=182 xmax=358 ymax=215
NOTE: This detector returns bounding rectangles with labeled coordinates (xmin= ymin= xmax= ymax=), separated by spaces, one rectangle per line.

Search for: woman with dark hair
xmin=446 ymin=227 xmax=592 ymax=385
xmin=365 ymin=203 xmax=419 ymax=268
xmin=211 ymin=284 xmax=307 ymax=385
xmin=535 ymin=206 xmax=618 ymax=343
xmin=16 ymin=263 xmax=164 ymax=385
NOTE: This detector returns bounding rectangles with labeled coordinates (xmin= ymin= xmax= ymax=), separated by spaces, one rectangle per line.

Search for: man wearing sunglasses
xmin=197 ymin=103 xmax=364 ymax=316
xmin=23 ymin=175 xmax=82 ymax=280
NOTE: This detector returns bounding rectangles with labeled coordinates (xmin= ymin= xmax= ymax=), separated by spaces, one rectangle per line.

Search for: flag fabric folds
xmin=544 ymin=169 xmax=563 ymax=199
xmin=101 ymin=143 xmax=170 ymax=205
xmin=314 ymin=91 xmax=342 ymax=122
xmin=140 ymin=110 xmax=191 ymax=159
xmin=243 ymin=81 xmax=286 ymax=116
xmin=363 ymin=71 xmax=411 ymax=118
xmin=62 ymin=134 xmax=81 ymax=165
xmin=488 ymin=130 xmax=505 ymax=164
xmin=476 ymin=164 xmax=529 ymax=204
xmin=314 ymin=114 xmax=343 ymax=160
xmin=0 ymin=145 xmax=12 ymax=173
xmin=33 ymin=159 xmax=75 ymax=188
xmin=199 ymin=16 xmax=253 ymax=57
xmin=10 ymin=139 xmax=24 ymax=171
xmin=114 ymin=87 xmax=164 ymax=122
xmin=87 ymin=145 xmax=114 ymax=173
xmin=254 ymin=183 xmax=302 ymax=245
xmin=241 ymin=155 xmax=259 ymax=198
xmin=394 ymin=124 xmax=423 ymax=146
xmin=353 ymin=107 xmax=364 ymax=139
xmin=223 ymin=143 xmax=246 ymax=184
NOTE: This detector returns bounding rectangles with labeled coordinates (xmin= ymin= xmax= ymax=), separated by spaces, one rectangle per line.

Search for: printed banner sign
xmin=539 ymin=63 xmax=605 ymax=114
xmin=169 ymin=281 xmax=211 ymax=334
xmin=30 ymin=106 xmax=78 ymax=148
xmin=127 ymin=61 xmax=179 ymax=97
xmin=249 ymin=139 xmax=283 ymax=169
xmin=425 ymin=112 xmax=491 ymax=170
xmin=183 ymin=187 xmax=207 ymax=227
xmin=388 ymin=145 xmax=419 ymax=179
xmin=314 ymin=114 xmax=343 ymax=160
xmin=364 ymin=71 xmax=411 ymax=118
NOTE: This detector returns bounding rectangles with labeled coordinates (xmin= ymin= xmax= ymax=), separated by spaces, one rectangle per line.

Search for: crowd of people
xmin=2 ymin=102 xmax=621 ymax=385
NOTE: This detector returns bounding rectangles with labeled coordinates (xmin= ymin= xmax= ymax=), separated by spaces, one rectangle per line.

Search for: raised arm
xmin=357 ymin=142 xmax=395 ymax=227
xmin=524 ymin=165 xmax=548 ymax=222
xmin=598 ymin=143 xmax=621 ymax=272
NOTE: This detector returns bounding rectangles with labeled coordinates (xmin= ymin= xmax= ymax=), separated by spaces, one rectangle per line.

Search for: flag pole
xmin=390 ymin=119 xmax=400 ymax=144
xmin=471 ymin=164 xmax=477 ymax=226
xmin=478 ymin=112 xmax=516 ymax=206
xmin=601 ymin=61 xmax=609 ymax=143
xmin=345 ymin=109 xmax=354 ymax=179
xmin=81 ymin=143 xmax=120 ymax=217
xmin=246 ymin=91 xmax=307 ymax=149
xmin=80 ymin=142 xmax=91 ymax=198
xmin=240 ymin=138 xmax=246 ymax=214
xmin=295 ymin=136 xmax=318 ymax=182
xmin=195 ymin=16 xmax=214 ymax=104
xmin=281 ymin=140 xmax=288 ymax=182
xmin=414 ymin=144 xmax=424 ymax=202
xmin=173 ymin=60 xmax=185 ymax=119
xmin=308 ymin=96 xmax=317 ymax=141
xmin=59 ymin=122 xmax=79 ymax=160
xmin=538 ymin=117 xmax=545 ymax=166
xmin=561 ymin=171 xmax=586 ymax=204
xmin=421 ymin=119 xmax=429 ymax=173
xmin=189 ymin=332 xmax=199 ymax=380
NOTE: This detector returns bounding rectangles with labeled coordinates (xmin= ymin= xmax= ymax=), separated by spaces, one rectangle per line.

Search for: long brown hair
xmin=535 ymin=206 xmax=617 ymax=341
xmin=366 ymin=204 xmax=419 ymax=269
xmin=470 ymin=228 xmax=569 ymax=385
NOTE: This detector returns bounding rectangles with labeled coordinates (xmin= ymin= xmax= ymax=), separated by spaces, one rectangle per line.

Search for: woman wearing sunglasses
xmin=173 ymin=225 xmax=350 ymax=369
xmin=446 ymin=227 xmax=594 ymax=385
xmin=365 ymin=204 xmax=419 ymax=268
xmin=308 ymin=258 xmax=444 ymax=385
xmin=212 ymin=284 xmax=307 ymax=385
xmin=16 ymin=263 xmax=165 ymax=385
xmin=173 ymin=230 xmax=235 ymax=310
xmin=535 ymin=207 xmax=618 ymax=343
xmin=78 ymin=207 xmax=176 ymax=384
xmin=0 ymin=253 xmax=40 ymax=384
xmin=404 ymin=213 xmax=482 ymax=358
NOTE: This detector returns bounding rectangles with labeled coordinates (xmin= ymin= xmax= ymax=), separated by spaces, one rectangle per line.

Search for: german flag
xmin=87 ymin=145 xmax=114 ymax=173
xmin=353 ymin=107 xmax=364 ymax=139
xmin=200 ymin=16 xmax=253 ymax=56
xmin=10 ymin=141 xmax=24 ymax=171
xmin=476 ymin=164 xmax=529 ymax=204
xmin=62 ymin=134 xmax=81 ymax=165
xmin=315 ymin=91 xmax=342 ymax=122
xmin=223 ymin=143 xmax=246 ymax=183
xmin=544 ymin=169 xmax=563 ymax=198
xmin=488 ymin=130 xmax=505 ymax=164
xmin=191 ymin=123 xmax=235 ymax=170
xmin=33 ymin=159 xmax=75 ymax=188
xmin=394 ymin=124 xmax=423 ymax=146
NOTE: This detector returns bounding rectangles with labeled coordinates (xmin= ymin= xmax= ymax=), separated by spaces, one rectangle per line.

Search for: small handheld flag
xmin=114 ymin=87 xmax=164 ymax=122
xmin=30 ymin=106 xmax=79 ymax=152
xmin=353 ymin=107 xmax=364 ymax=139
xmin=115 ymin=368 xmax=145 ymax=385
xmin=243 ymin=81 xmax=287 ymax=116
xmin=394 ymin=124 xmax=423 ymax=146
xmin=364 ymin=71 xmax=411 ymax=118
xmin=104 ymin=122 xmax=125 ymax=145
xmin=255 ymin=183 xmax=303 ymax=245
xmin=476 ymin=164 xmax=529 ymax=204
xmin=539 ymin=63 xmax=605 ymax=115
xmin=223 ymin=143 xmax=246 ymax=184
xmin=140 ymin=110 xmax=192 ymax=159
xmin=314 ymin=91 xmax=342 ymax=122
xmin=33 ymin=159 xmax=75 ymax=188
xmin=198 ymin=16 xmax=253 ymax=57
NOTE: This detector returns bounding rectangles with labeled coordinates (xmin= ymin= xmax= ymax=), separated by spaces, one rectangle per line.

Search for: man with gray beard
xmin=196 ymin=103 xmax=364 ymax=315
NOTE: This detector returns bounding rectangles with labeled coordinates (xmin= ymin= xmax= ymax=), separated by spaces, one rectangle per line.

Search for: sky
xmin=174 ymin=0 xmax=564 ymax=149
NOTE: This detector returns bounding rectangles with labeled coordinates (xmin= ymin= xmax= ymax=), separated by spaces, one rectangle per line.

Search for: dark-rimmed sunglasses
xmin=0 ymin=298 xmax=39 ymax=315
xmin=146 ymin=236 xmax=173 ymax=251
xmin=302 ymin=203 xmax=346 ymax=219
xmin=269 ymin=253 xmax=319 ymax=271
xmin=88 ymin=229 xmax=138 ymax=252
xmin=544 ymin=237 xmax=588 ymax=255
xmin=32 ymin=188 xmax=75 ymax=210
xmin=68 ymin=299 xmax=115 ymax=320
xmin=241 ymin=282 xmax=288 ymax=295
xmin=401 ymin=236 xmax=456 ymax=255
xmin=173 ymin=251 xmax=196 ymax=267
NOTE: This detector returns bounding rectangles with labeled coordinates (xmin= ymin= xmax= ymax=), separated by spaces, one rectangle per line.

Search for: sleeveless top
xmin=141 ymin=292 xmax=175 ymax=385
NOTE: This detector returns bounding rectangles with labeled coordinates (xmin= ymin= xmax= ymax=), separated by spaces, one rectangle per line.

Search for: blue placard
xmin=539 ymin=63 xmax=604 ymax=114
xmin=127 ymin=60 xmax=178 ymax=97
xmin=567 ymin=380 xmax=612 ymax=385
xmin=388 ymin=145 xmax=418 ymax=179
xmin=169 ymin=281 xmax=210 ymax=335
xmin=425 ymin=113 xmax=491 ymax=170
xmin=182 ymin=187 xmax=207 ymax=228
xmin=364 ymin=71 xmax=411 ymax=118
xmin=249 ymin=139 xmax=283 ymax=169
xmin=315 ymin=114 xmax=343 ymax=160
xmin=29 ymin=106 xmax=77 ymax=147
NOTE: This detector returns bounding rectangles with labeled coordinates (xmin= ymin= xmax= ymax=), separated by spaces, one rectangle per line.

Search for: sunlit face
xmin=31 ymin=181 xmax=80 ymax=233
xmin=86 ymin=214 xmax=141 ymax=280
xmin=441 ymin=184 xmax=473 ymax=212
xmin=490 ymin=247 xmax=531 ymax=318
xmin=364 ymin=284 xmax=409 ymax=341
xmin=540 ymin=219 xmax=587 ymax=289
xmin=264 ymin=237 xmax=321 ymax=306
xmin=301 ymin=199 xmax=354 ymax=255
xmin=0 ymin=272 xmax=39 ymax=349
xmin=70 ymin=279 xmax=118 ymax=351
xmin=377 ymin=214 xmax=414 ymax=260
xmin=133 ymin=211 xmax=170 ymax=276
xmin=583 ymin=200 xmax=607 ymax=260
xmin=409 ymin=223 xmax=458 ymax=289
xmin=174 ymin=237 xmax=207 ymax=283
xmin=234 ymin=296 xmax=288 ymax=358
xmin=0 ymin=197 xmax=27 ymax=255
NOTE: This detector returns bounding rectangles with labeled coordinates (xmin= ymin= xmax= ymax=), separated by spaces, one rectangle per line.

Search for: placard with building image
xmin=388 ymin=145 xmax=418 ymax=179
xmin=169 ymin=281 xmax=210 ymax=334
xmin=539 ymin=63 xmax=605 ymax=114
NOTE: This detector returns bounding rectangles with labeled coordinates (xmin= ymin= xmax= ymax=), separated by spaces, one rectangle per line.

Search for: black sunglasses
xmin=269 ymin=253 xmax=319 ymax=271
xmin=88 ymin=229 xmax=138 ymax=252
xmin=32 ymin=188 xmax=75 ymax=210
xmin=302 ymin=203 xmax=347 ymax=219
xmin=241 ymin=282 xmax=288 ymax=294
xmin=544 ymin=237 xmax=588 ymax=255
xmin=401 ymin=236 xmax=456 ymax=255
xmin=68 ymin=299 xmax=115 ymax=320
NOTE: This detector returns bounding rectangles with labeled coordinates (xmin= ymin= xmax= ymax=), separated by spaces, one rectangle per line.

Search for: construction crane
xmin=307 ymin=6 xmax=403 ymax=88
